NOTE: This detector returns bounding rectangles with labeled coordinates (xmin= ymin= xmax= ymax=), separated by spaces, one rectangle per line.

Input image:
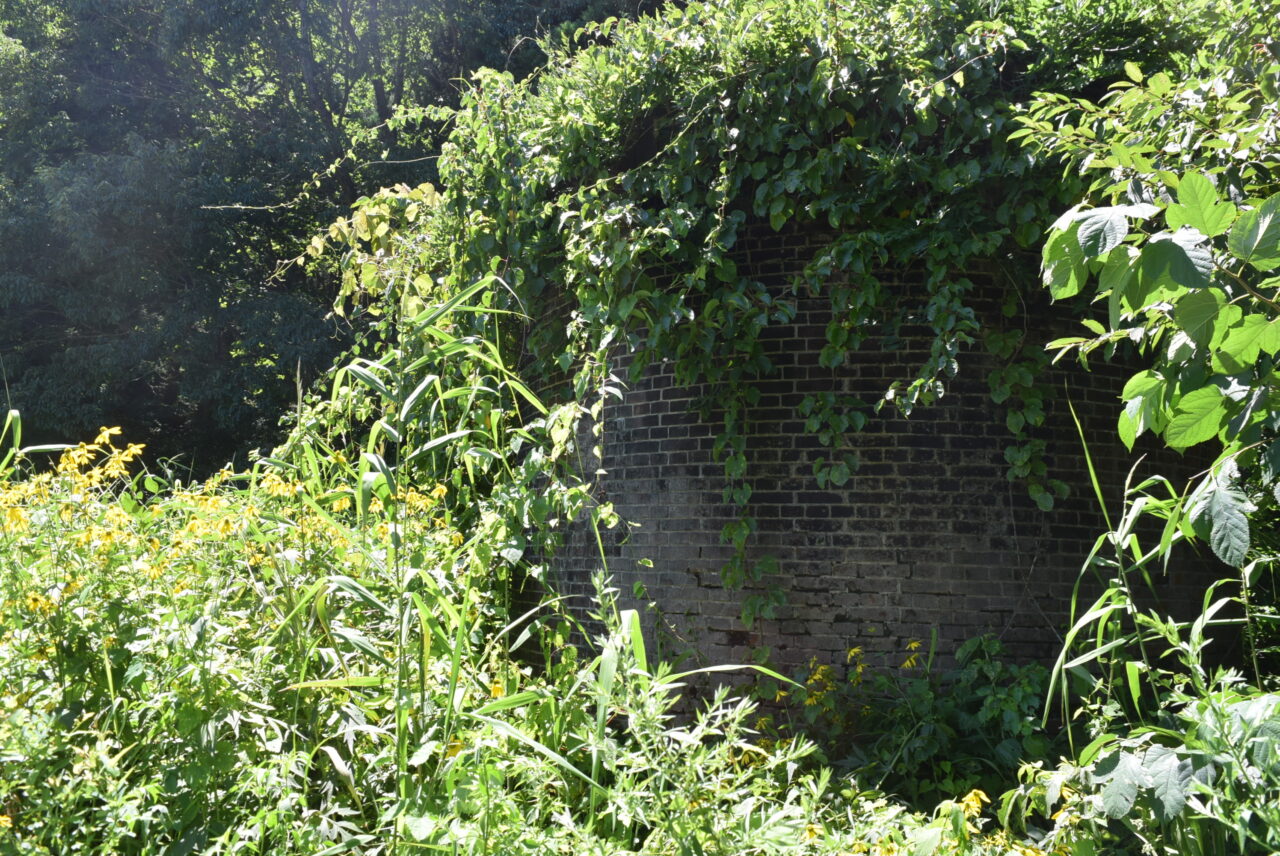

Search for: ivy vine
xmin=309 ymin=0 xmax=1217 ymax=624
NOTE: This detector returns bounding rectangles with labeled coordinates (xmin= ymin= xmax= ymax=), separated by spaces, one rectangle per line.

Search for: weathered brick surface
xmin=547 ymin=222 xmax=1218 ymax=671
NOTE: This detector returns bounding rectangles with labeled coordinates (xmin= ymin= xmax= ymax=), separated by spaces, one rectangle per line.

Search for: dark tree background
xmin=0 ymin=0 xmax=661 ymax=471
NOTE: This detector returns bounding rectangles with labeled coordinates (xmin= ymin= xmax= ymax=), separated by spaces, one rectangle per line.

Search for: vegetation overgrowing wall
xmin=551 ymin=221 xmax=1214 ymax=667
xmin=299 ymin=0 xmax=1231 ymax=666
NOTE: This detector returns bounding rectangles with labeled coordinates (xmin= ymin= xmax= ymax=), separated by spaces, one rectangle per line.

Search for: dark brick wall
xmin=547 ymin=222 xmax=1217 ymax=671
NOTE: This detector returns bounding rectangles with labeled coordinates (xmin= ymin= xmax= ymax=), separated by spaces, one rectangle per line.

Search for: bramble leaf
xmin=1193 ymin=472 xmax=1254 ymax=566
xmin=1164 ymin=386 xmax=1226 ymax=449
xmin=1043 ymin=223 xmax=1088 ymax=298
xmin=1173 ymin=288 xmax=1223 ymax=347
xmin=1228 ymin=194 xmax=1280 ymax=271
xmin=1165 ymin=173 xmax=1236 ymax=237
xmin=1077 ymin=208 xmax=1128 ymax=257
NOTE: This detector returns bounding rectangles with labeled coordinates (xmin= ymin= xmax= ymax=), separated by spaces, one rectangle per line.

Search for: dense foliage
xmin=0 ymin=0 xmax=660 ymax=468
xmin=305 ymin=0 xmax=1218 ymax=620
xmin=2 ymin=0 xmax=1280 ymax=853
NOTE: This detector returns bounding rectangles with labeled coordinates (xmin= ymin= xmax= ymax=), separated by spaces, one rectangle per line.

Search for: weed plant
xmin=0 ymin=405 xmax=1054 ymax=855
xmin=756 ymin=636 xmax=1058 ymax=809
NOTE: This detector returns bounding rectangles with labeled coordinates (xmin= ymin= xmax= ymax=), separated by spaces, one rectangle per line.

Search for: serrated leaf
xmin=1095 ymin=751 xmax=1147 ymax=819
xmin=1143 ymin=745 xmax=1192 ymax=823
xmin=1228 ymin=194 xmax=1280 ymax=271
xmin=1043 ymin=223 xmax=1088 ymax=298
xmin=1077 ymin=208 xmax=1128 ymax=257
xmin=1143 ymin=231 xmax=1213 ymax=289
xmin=1101 ymin=245 xmax=1138 ymax=321
xmin=1165 ymin=386 xmax=1226 ymax=449
xmin=1173 ymin=288 xmax=1224 ymax=346
xmin=1166 ymin=173 xmax=1236 ymax=237
xmin=1218 ymin=314 xmax=1278 ymax=368
xmin=1203 ymin=476 xmax=1253 ymax=566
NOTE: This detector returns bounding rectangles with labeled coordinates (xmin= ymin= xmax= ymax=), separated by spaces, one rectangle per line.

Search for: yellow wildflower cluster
xmin=901 ymin=638 xmax=923 ymax=670
xmin=804 ymin=658 xmax=838 ymax=707
xmin=2 ymin=429 xmax=144 ymax=540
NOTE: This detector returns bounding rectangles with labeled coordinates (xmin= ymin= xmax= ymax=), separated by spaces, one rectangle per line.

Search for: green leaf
xmin=1076 ymin=208 xmax=1127 ymax=257
xmin=910 ymin=827 xmax=944 ymax=856
xmin=1043 ymin=223 xmax=1088 ymax=298
xmin=1136 ymin=232 xmax=1212 ymax=303
xmin=1166 ymin=173 xmax=1236 ymax=237
xmin=401 ymin=814 xmax=439 ymax=842
xmin=1228 ymin=194 xmax=1280 ymax=271
xmin=1165 ymin=386 xmax=1226 ymax=450
xmin=1216 ymin=314 xmax=1280 ymax=370
xmin=1199 ymin=475 xmax=1254 ymax=566
xmin=1173 ymin=288 xmax=1224 ymax=347
xmin=1095 ymin=751 xmax=1147 ymax=819
xmin=1118 ymin=403 xmax=1139 ymax=450
xmin=1144 ymin=745 xmax=1192 ymax=823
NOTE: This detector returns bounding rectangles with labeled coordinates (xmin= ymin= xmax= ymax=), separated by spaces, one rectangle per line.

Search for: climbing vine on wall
xmin=308 ymin=0 xmax=1220 ymax=623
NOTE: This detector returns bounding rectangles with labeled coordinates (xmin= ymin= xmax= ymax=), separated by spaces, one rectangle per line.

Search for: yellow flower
xmin=960 ymin=788 xmax=990 ymax=818
xmin=429 ymin=484 xmax=448 ymax=501
xmin=94 ymin=426 xmax=122 ymax=445
xmin=846 ymin=646 xmax=863 ymax=663
xmin=901 ymin=653 xmax=919 ymax=669
xmin=2 ymin=505 xmax=27 ymax=533
xmin=906 ymin=638 xmax=922 ymax=652
xmin=0 ymin=813 xmax=11 ymax=829
xmin=25 ymin=591 xmax=53 ymax=615
xmin=490 ymin=681 xmax=505 ymax=699
xmin=449 ymin=531 xmax=464 ymax=547
xmin=259 ymin=472 xmax=298 ymax=498
xmin=332 ymin=495 xmax=353 ymax=513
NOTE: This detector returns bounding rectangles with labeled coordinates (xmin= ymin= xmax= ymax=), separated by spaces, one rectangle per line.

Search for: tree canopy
xmin=0 ymin=0 xmax=660 ymax=469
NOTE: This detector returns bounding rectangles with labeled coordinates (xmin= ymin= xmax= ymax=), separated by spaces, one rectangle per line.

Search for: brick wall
xmin=546 ymin=221 xmax=1217 ymax=672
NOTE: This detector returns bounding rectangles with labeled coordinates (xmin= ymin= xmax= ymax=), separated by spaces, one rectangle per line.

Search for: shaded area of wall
xmin=547 ymin=223 xmax=1219 ymax=671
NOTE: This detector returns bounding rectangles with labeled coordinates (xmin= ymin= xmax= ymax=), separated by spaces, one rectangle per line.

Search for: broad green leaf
xmin=1165 ymin=173 xmax=1236 ymax=237
xmin=1201 ymin=475 xmax=1253 ymax=566
xmin=1076 ymin=208 xmax=1127 ymax=257
xmin=1218 ymin=314 xmax=1280 ymax=370
xmin=1143 ymin=745 xmax=1192 ymax=823
xmin=1173 ymin=288 xmax=1223 ymax=346
xmin=1118 ymin=410 xmax=1137 ymax=450
xmin=1164 ymin=386 xmax=1226 ymax=449
xmin=1146 ymin=230 xmax=1213 ymax=290
xmin=1118 ymin=369 xmax=1169 ymax=442
xmin=910 ymin=827 xmax=944 ymax=856
xmin=1228 ymin=194 xmax=1280 ymax=271
xmin=1122 ymin=369 xmax=1165 ymax=400
xmin=1043 ymin=223 xmax=1088 ymax=298
xmin=401 ymin=813 xmax=439 ymax=842
xmin=1095 ymin=751 xmax=1147 ymax=819
xmin=1100 ymin=245 xmax=1138 ymax=322
xmin=1133 ymin=236 xmax=1209 ymax=306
